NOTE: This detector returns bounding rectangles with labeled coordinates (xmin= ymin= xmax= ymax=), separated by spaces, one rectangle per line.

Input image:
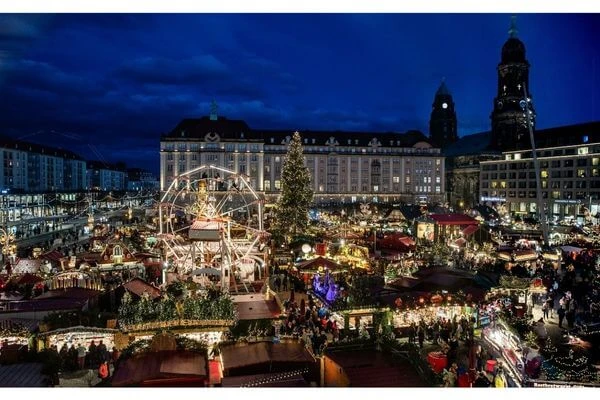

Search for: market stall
xmin=38 ymin=326 xmax=118 ymax=352
xmin=391 ymin=304 xmax=476 ymax=328
xmin=481 ymin=319 xmax=525 ymax=387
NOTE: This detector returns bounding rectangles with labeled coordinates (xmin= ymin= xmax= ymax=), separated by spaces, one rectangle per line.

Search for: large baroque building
xmin=160 ymin=111 xmax=445 ymax=205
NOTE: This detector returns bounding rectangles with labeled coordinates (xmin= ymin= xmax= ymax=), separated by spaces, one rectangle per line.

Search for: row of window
xmin=505 ymin=145 xmax=600 ymax=160
xmin=481 ymin=190 xmax=596 ymax=200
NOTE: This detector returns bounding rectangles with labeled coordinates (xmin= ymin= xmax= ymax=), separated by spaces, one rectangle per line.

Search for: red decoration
xmin=315 ymin=243 xmax=327 ymax=256
xmin=427 ymin=351 xmax=448 ymax=373
xmin=431 ymin=294 xmax=443 ymax=304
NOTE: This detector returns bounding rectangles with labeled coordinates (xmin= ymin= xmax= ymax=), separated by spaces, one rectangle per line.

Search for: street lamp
xmin=521 ymin=83 xmax=549 ymax=247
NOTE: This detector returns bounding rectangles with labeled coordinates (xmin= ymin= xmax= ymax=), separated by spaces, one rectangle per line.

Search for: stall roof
xmin=35 ymin=287 xmax=101 ymax=301
xmin=233 ymin=294 xmax=281 ymax=320
xmin=41 ymin=250 xmax=64 ymax=262
xmin=462 ymin=225 xmax=480 ymax=236
xmin=12 ymin=259 xmax=41 ymax=275
xmin=295 ymin=256 xmax=344 ymax=272
xmin=122 ymin=278 xmax=162 ymax=300
xmin=111 ymin=350 xmax=207 ymax=387
xmin=325 ymin=350 xmax=426 ymax=387
xmin=221 ymin=369 xmax=309 ymax=387
xmin=0 ymin=363 xmax=47 ymax=387
xmin=220 ymin=342 xmax=314 ymax=373
xmin=428 ymin=214 xmax=478 ymax=226
xmin=560 ymin=245 xmax=584 ymax=254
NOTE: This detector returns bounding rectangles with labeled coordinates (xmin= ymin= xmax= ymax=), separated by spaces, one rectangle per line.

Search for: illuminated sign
xmin=554 ymin=199 xmax=581 ymax=204
xmin=480 ymin=196 xmax=506 ymax=202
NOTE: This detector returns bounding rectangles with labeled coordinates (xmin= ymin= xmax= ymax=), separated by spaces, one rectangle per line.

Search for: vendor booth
xmin=482 ymin=319 xmax=525 ymax=387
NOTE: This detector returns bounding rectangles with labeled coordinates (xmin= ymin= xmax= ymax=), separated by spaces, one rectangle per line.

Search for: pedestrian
xmin=97 ymin=340 xmax=108 ymax=362
xmin=111 ymin=347 xmax=120 ymax=368
xmin=274 ymin=276 xmax=281 ymax=292
xmin=408 ymin=322 xmax=416 ymax=344
xmin=88 ymin=340 xmax=97 ymax=367
xmin=546 ymin=296 xmax=554 ymax=318
xmin=417 ymin=323 xmax=425 ymax=348
xmin=558 ymin=306 xmax=566 ymax=329
xmin=542 ymin=300 xmax=549 ymax=320
xmin=76 ymin=343 xmax=86 ymax=369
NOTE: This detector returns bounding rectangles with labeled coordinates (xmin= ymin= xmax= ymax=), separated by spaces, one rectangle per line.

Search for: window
xmin=578 ymin=147 xmax=589 ymax=155
xmin=274 ymin=180 xmax=281 ymax=189
xmin=393 ymin=176 xmax=400 ymax=183
xmin=264 ymin=180 xmax=271 ymax=191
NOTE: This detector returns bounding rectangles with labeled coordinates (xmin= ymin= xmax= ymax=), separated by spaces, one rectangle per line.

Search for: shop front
xmin=481 ymin=319 xmax=525 ymax=387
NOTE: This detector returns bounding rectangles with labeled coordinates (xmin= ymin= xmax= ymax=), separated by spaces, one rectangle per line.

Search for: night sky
xmin=0 ymin=13 xmax=599 ymax=174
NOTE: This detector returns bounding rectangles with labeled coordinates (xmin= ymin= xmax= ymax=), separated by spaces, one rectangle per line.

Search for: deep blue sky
xmin=0 ymin=13 xmax=599 ymax=174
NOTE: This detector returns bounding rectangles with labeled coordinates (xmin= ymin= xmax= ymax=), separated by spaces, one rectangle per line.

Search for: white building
xmin=480 ymin=137 xmax=600 ymax=221
xmin=0 ymin=136 xmax=87 ymax=193
xmin=160 ymin=114 xmax=445 ymax=205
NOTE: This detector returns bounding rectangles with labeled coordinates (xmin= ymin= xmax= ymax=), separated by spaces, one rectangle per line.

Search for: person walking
xmin=408 ymin=322 xmax=416 ymax=345
xmin=542 ymin=300 xmax=549 ymax=320
xmin=76 ymin=343 xmax=86 ymax=370
xmin=417 ymin=323 xmax=425 ymax=349
xmin=558 ymin=305 xmax=566 ymax=329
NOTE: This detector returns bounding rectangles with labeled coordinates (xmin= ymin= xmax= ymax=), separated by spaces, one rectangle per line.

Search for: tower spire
xmin=508 ymin=15 xmax=518 ymax=38
xmin=209 ymin=99 xmax=218 ymax=121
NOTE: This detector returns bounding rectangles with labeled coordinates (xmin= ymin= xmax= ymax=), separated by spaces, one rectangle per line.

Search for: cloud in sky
xmin=0 ymin=13 xmax=599 ymax=174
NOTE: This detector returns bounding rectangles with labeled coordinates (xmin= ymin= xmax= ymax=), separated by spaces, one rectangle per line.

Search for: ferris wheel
xmin=158 ymin=165 xmax=268 ymax=291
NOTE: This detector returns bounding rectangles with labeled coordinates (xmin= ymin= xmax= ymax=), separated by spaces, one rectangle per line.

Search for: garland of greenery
xmin=0 ymin=323 xmax=30 ymax=339
xmin=118 ymin=287 xmax=236 ymax=327
xmin=118 ymin=334 xmax=208 ymax=361
xmin=499 ymin=275 xmax=530 ymax=289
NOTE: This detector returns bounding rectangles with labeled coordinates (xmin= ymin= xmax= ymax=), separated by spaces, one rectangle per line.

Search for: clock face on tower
xmin=442 ymin=102 xmax=448 ymax=109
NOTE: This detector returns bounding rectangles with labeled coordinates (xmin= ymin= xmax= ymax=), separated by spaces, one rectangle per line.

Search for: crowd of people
xmin=49 ymin=339 xmax=119 ymax=379
xmin=279 ymin=294 xmax=341 ymax=356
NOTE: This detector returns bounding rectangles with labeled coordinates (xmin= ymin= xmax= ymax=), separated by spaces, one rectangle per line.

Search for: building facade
xmin=160 ymin=115 xmax=445 ymax=205
xmin=86 ymin=161 xmax=127 ymax=191
xmin=479 ymin=125 xmax=600 ymax=220
xmin=0 ymin=136 xmax=87 ymax=193
xmin=127 ymin=168 xmax=159 ymax=191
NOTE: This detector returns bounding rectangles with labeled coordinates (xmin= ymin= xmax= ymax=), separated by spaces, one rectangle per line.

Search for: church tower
xmin=429 ymin=78 xmax=458 ymax=148
xmin=490 ymin=16 xmax=536 ymax=150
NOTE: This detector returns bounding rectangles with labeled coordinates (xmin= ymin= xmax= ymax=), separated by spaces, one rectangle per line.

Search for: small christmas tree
xmin=273 ymin=131 xmax=313 ymax=241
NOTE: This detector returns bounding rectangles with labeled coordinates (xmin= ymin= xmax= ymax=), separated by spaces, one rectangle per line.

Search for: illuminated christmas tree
xmin=273 ymin=131 xmax=313 ymax=241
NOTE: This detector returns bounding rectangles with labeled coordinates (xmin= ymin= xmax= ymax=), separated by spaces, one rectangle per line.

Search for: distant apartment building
xmin=0 ymin=135 xmax=86 ymax=193
xmin=86 ymin=161 xmax=127 ymax=191
xmin=479 ymin=124 xmax=600 ymax=220
xmin=127 ymin=168 xmax=159 ymax=191
xmin=159 ymin=113 xmax=445 ymax=205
